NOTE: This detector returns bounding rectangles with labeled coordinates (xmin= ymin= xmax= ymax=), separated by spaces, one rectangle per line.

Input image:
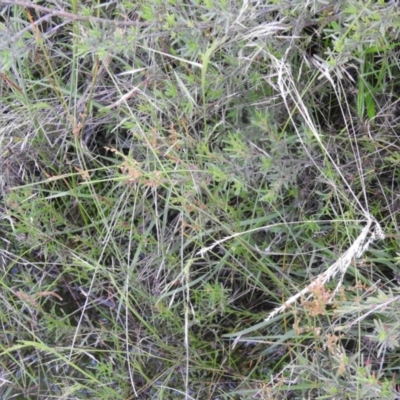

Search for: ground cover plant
xmin=1 ymin=0 xmax=400 ymax=399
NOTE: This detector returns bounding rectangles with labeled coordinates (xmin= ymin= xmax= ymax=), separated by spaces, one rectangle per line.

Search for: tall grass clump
xmin=1 ymin=0 xmax=400 ymax=398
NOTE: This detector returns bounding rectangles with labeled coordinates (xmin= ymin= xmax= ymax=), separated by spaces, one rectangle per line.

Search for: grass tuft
xmin=1 ymin=0 xmax=400 ymax=398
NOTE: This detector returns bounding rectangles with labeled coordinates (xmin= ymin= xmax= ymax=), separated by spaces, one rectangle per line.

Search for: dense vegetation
xmin=1 ymin=0 xmax=400 ymax=398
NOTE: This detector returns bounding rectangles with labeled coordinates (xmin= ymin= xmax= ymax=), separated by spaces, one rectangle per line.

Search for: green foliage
xmin=1 ymin=0 xmax=400 ymax=398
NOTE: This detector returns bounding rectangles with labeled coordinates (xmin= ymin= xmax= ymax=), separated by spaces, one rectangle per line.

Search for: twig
xmin=0 ymin=0 xmax=149 ymax=27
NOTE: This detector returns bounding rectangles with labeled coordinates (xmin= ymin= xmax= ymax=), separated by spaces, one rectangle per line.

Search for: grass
xmin=1 ymin=0 xmax=400 ymax=398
